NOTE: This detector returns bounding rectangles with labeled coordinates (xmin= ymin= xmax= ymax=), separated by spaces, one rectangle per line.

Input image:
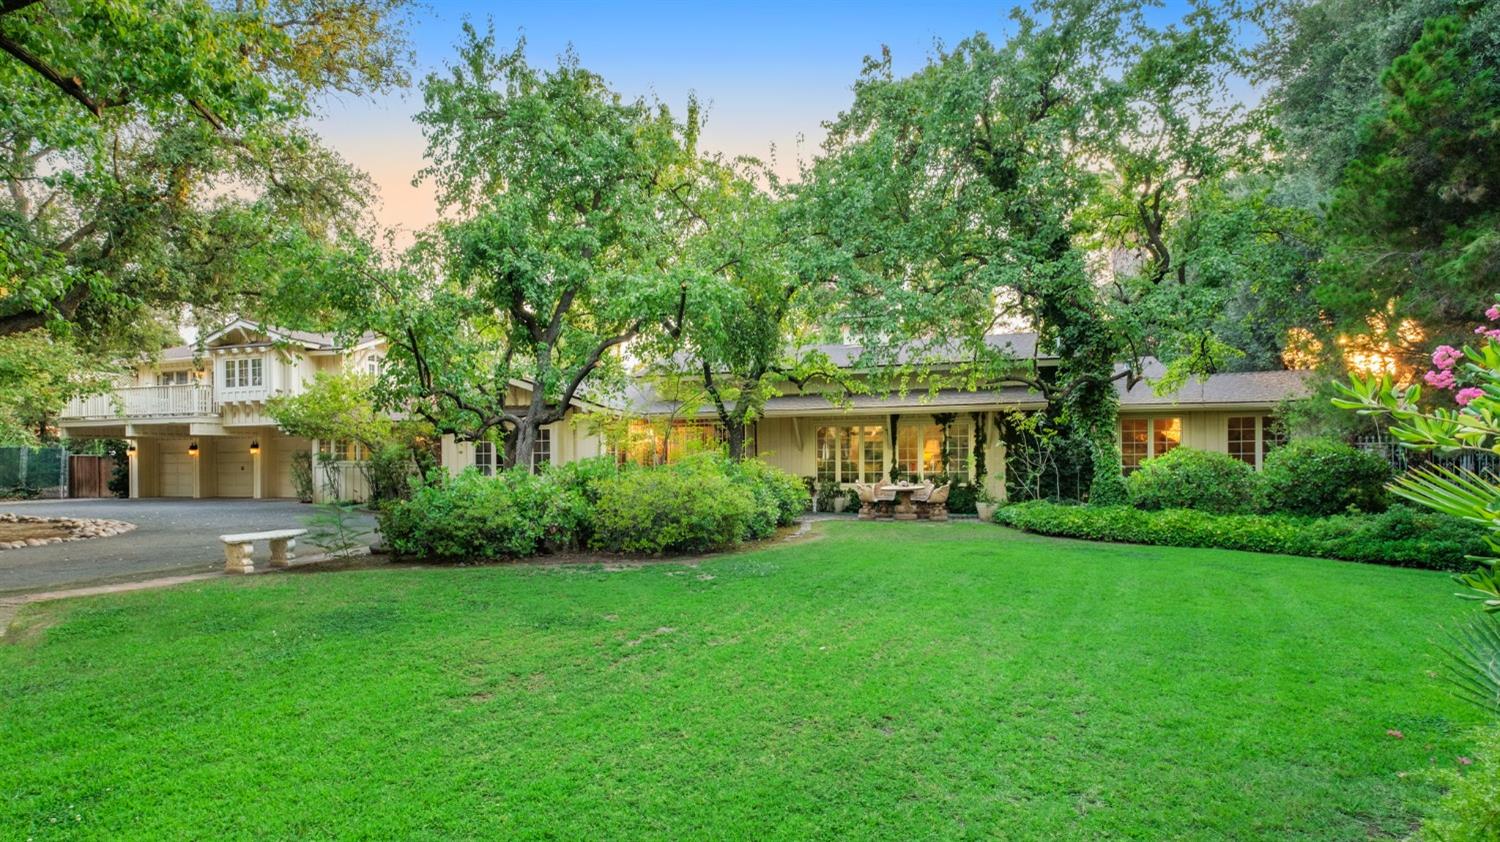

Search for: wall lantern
xmin=126 ymin=443 xmax=138 ymax=457
xmin=249 ymin=440 xmax=261 ymax=455
xmin=188 ymin=441 xmax=200 ymax=457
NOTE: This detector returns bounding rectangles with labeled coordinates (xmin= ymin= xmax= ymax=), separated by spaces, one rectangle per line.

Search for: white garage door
xmin=159 ymin=439 xmax=195 ymax=498
xmin=216 ymin=438 xmax=253 ymax=498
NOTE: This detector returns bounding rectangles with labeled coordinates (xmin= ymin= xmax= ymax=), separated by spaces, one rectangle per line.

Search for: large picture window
xmin=814 ymin=425 xmax=885 ymax=483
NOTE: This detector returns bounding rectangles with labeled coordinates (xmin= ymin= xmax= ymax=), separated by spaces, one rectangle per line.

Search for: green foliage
xmin=267 ymin=372 xmax=395 ymax=449
xmin=591 ymin=464 xmax=755 ymax=555
xmin=290 ymin=450 xmax=315 ymax=503
xmin=996 ymin=501 xmax=1486 ymax=572
xmin=1423 ymin=725 xmax=1500 ymax=841
xmin=0 ymin=330 xmax=116 ymax=444
xmin=1257 ymin=438 xmax=1390 ymax=515
xmin=0 ymin=0 xmax=410 ymax=356
xmin=730 ymin=457 xmax=809 ymax=531
xmin=379 ymin=469 xmax=588 ymax=562
xmin=303 ymin=502 xmax=374 ymax=558
xmin=1320 ymin=10 xmax=1500 ymax=347
xmin=1127 ymin=447 xmax=1257 ymax=514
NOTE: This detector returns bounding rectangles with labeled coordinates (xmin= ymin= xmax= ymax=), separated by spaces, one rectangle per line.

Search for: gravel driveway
xmin=0 ymin=499 xmax=377 ymax=595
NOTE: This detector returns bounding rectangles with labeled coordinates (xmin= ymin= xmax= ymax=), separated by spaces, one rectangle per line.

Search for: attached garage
xmin=158 ymin=439 xmax=195 ymax=498
xmin=215 ymin=437 xmax=254 ymax=498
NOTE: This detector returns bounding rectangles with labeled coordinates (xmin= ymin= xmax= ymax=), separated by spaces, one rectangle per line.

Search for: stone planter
xmin=975 ymin=502 xmax=999 ymax=522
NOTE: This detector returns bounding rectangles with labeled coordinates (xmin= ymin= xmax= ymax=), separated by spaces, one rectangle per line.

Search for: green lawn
xmin=0 ymin=521 xmax=1482 ymax=839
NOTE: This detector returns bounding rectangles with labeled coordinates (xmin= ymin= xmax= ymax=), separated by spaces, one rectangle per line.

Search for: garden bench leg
xmin=269 ymin=538 xmax=295 ymax=568
xmin=224 ymin=542 xmax=255 ymax=574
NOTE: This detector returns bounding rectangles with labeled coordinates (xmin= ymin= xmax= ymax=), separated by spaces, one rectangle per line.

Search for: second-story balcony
xmin=62 ymin=384 xmax=218 ymax=421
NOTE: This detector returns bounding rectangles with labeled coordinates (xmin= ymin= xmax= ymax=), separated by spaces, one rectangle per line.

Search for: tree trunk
xmin=508 ymin=420 xmax=539 ymax=473
xmin=725 ymin=422 xmax=747 ymax=461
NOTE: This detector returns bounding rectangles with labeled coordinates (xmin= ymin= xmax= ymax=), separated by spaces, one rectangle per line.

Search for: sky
xmin=312 ymin=0 xmax=1034 ymax=239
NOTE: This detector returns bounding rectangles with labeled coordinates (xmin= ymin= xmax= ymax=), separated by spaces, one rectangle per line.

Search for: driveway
xmin=0 ymin=499 xmax=377 ymax=596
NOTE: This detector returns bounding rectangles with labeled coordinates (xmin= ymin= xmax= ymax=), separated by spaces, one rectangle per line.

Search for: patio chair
xmin=873 ymin=483 xmax=897 ymax=519
xmin=854 ymin=483 xmax=878 ymax=520
xmin=919 ymin=482 xmax=952 ymax=521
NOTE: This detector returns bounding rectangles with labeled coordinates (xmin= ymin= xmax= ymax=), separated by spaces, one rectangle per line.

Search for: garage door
xmin=159 ymin=439 xmax=195 ymax=498
xmin=216 ymin=437 xmax=253 ymax=498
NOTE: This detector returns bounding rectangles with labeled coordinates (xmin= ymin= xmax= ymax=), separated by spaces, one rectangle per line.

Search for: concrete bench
xmin=219 ymin=529 xmax=307 ymax=574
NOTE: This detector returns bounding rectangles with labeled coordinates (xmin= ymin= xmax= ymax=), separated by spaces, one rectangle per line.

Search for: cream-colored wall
xmin=445 ymin=415 xmax=606 ymax=473
xmin=1119 ymin=409 xmax=1270 ymax=455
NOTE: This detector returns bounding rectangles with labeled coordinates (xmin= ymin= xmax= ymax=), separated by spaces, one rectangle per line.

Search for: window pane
xmin=920 ymin=424 xmax=942 ymax=476
xmin=250 ymin=358 xmax=263 ymax=386
xmin=532 ymin=428 xmax=551 ymax=469
xmin=950 ymin=422 xmax=971 ymax=478
xmin=223 ymin=361 xmax=236 ymax=388
xmin=1120 ymin=419 xmax=1148 ymax=473
xmin=861 ymin=426 xmax=885 ymax=482
xmin=474 ymin=441 xmax=493 ymax=476
xmin=838 ymin=426 xmax=854 ymax=483
xmin=1153 ymin=418 xmax=1181 ymax=457
xmin=816 ymin=427 xmax=837 ymax=484
xmin=1261 ymin=418 xmax=1288 ymax=465
xmin=1227 ymin=416 xmax=1257 ymax=466
xmin=897 ymin=425 xmax=918 ymax=475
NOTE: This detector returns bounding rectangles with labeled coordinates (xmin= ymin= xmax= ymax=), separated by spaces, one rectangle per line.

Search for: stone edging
xmin=0 ymin=513 xmax=136 ymax=550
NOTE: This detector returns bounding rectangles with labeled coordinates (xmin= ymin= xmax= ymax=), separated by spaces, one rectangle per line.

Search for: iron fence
xmin=1353 ymin=435 xmax=1500 ymax=477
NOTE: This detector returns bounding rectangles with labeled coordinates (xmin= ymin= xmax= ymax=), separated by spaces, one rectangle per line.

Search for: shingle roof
xmin=805 ymin=332 xmax=1046 ymax=368
xmin=623 ymin=384 xmax=1049 ymax=418
xmin=1116 ymin=360 xmax=1316 ymax=408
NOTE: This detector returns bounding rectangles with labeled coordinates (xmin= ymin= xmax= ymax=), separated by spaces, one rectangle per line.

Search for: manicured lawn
xmin=0 ymin=521 xmax=1481 ymax=839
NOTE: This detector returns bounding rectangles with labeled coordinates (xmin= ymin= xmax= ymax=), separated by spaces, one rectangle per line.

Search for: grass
xmin=0 ymin=521 xmax=1483 ymax=840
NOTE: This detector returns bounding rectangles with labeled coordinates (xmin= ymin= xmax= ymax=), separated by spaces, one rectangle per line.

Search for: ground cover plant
xmin=0 ymin=521 xmax=1481 ymax=839
xmin=995 ymin=500 xmax=1486 ymax=572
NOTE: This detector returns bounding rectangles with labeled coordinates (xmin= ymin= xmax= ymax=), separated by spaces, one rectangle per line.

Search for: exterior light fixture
xmin=188 ymin=441 xmax=200 ymax=457
xmin=126 ymin=443 xmax=137 ymax=456
xmin=249 ymin=440 xmax=260 ymax=455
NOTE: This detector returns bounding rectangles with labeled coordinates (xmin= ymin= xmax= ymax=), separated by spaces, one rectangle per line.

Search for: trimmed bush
xmin=1258 ymin=438 xmax=1391 ymax=515
xmin=731 ymin=458 xmax=809 ymax=530
xmin=592 ymin=464 xmax=755 ymax=554
xmin=379 ymin=469 xmax=587 ymax=561
xmin=1127 ymin=447 xmax=1256 ymax=514
xmin=994 ymin=500 xmax=1487 ymax=572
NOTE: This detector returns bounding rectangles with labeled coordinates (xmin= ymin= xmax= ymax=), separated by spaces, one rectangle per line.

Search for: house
xmin=58 ymin=324 xmax=1312 ymax=500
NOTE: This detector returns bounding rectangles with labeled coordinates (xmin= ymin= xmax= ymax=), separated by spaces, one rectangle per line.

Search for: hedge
xmin=1126 ymin=447 xmax=1257 ymax=514
xmin=994 ymin=500 xmax=1488 ymax=572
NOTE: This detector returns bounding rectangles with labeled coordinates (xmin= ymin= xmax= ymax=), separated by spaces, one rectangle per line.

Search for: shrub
xmin=591 ymin=464 xmax=755 ymax=554
xmin=379 ymin=469 xmax=585 ymax=561
xmin=366 ymin=443 xmax=417 ymax=503
xmin=945 ymin=479 xmax=979 ymax=514
xmin=1258 ymin=438 xmax=1391 ymax=515
xmin=1423 ymin=725 xmax=1500 ymax=841
xmin=994 ymin=500 xmax=1486 ymax=572
xmin=731 ymin=458 xmax=808 ymax=529
xmin=1127 ymin=447 xmax=1256 ymax=514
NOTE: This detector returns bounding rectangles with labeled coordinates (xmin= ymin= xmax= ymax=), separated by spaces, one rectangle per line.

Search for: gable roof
xmin=1116 ymin=359 xmax=1316 ymax=409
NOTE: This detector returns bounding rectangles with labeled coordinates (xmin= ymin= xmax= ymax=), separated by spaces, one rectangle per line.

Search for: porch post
xmin=252 ymin=439 xmax=264 ymax=499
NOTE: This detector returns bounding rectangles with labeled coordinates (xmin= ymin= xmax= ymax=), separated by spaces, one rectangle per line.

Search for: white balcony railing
xmin=61 ymin=385 xmax=218 ymax=420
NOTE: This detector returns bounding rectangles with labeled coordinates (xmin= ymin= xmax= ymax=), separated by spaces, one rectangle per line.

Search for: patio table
xmin=879 ymin=483 xmax=924 ymax=521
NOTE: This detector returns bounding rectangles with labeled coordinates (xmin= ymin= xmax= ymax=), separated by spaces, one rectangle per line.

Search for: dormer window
xmin=223 ymin=358 xmax=263 ymax=389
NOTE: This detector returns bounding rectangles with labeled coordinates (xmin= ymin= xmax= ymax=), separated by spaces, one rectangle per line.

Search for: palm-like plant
xmin=1334 ymin=314 xmax=1500 ymax=714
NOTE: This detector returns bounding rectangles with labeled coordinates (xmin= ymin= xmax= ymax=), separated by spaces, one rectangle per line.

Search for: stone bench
xmin=219 ymin=529 xmax=307 ymax=574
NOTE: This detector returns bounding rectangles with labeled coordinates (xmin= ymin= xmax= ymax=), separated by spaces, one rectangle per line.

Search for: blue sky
xmin=314 ymin=0 xmax=1205 ymax=236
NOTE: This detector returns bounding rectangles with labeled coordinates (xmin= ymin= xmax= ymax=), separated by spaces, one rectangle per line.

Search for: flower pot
xmin=975 ymin=501 xmax=999 ymax=522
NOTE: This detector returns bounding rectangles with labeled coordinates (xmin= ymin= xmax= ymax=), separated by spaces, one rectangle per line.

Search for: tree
xmin=276 ymin=29 xmax=711 ymax=470
xmin=805 ymin=0 xmax=1269 ymax=500
xmin=0 ymin=328 xmax=114 ymax=443
xmin=0 ymin=0 xmax=411 ymax=350
xmin=1319 ymin=9 xmax=1500 ymax=360
xmin=649 ymin=161 xmax=846 ymax=460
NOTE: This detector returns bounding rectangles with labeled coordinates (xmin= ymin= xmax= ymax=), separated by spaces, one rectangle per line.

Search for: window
xmin=1153 ymin=417 xmax=1181 ymax=457
xmin=1227 ymin=416 xmax=1257 ymax=466
xmin=1262 ymin=418 xmax=1287 ymax=465
xmin=365 ymin=355 xmax=382 ymax=377
xmin=1120 ymin=419 xmax=1148 ymax=473
xmin=816 ymin=427 xmax=838 ymax=484
xmin=531 ymin=427 xmax=552 ymax=469
xmin=318 ymin=439 xmax=367 ymax=462
xmin=473 ymin=441 xmax=496 ymax=476
xmin=815 ymin=425 xmax=886 ymax=483
xmin=222 ymin=358 xmax=263 ymax=389
xmin=157 ymin=370 xmax=190 ymax=386
xmin=895 ymin=421 xmax=969 ymax=480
